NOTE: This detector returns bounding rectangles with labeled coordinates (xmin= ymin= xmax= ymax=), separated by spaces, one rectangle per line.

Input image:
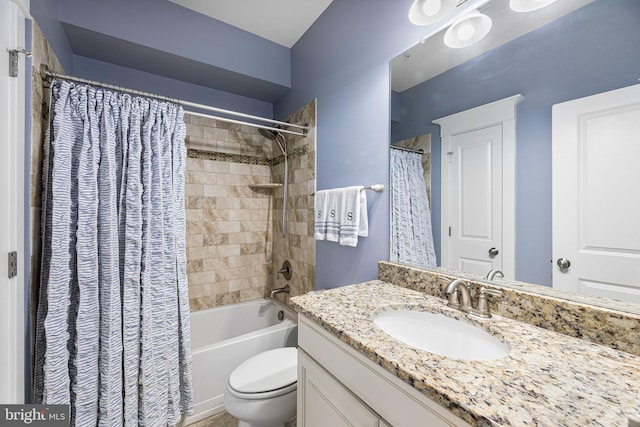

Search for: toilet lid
xmin=229 ymin=347 xmax=297 ymax=394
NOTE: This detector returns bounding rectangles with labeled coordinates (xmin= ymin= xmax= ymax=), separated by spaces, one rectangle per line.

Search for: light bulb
xmin=422 ymin=0 xmax=442 ymax=17
xmin=456 ymin=23 xmax=475 ymax=41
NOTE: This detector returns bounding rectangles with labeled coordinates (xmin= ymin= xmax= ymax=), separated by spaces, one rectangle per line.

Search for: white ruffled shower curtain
xmin=390 ymin=147 xmax=437 ymax=269
xmin=34 ymin=80 xmax=193 ymax=426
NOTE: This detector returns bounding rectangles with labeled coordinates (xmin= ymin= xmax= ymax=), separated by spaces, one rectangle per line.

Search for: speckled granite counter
xmin=378 ymin=262 xmax=640 ymax=356
xmin=290 ymin=281 xmax=640 ymax=427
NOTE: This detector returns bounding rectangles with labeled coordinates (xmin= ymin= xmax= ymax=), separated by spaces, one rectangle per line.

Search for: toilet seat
xmin=227 ymin=347 xmax=297 ymax=400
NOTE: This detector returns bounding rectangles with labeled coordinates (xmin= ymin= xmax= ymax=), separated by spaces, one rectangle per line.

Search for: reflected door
xmin=552 ymin=84 xmax=640 ymax=303
xmin=435 ymin=94 xmax=520 ymax=280
xmin=447 ymin=125 xmax=503 ymax=275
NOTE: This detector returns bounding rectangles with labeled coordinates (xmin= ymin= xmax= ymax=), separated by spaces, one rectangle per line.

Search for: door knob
xmin=556 ymin=258 xmax=571 ymax=270
xmin=488 ymin=247 xmax=499 ymax=258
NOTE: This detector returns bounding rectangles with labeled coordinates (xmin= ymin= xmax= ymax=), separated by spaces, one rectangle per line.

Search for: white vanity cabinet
xmin=297 ymin=315 xmax=472 ymax=427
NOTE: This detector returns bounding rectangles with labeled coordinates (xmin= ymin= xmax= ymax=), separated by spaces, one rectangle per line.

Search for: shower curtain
xmin=34 ymin=80 xmax=193 ymax=426
xmin=390 ymin=147 xmax=437 ymax=269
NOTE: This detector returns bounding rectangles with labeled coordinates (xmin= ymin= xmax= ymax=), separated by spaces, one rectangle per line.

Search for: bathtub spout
xmin=270 ymin=284 xmax=290 ymax=298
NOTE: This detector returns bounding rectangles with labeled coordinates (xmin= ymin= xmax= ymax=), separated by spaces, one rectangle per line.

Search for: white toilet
xmin=224 ymin=347 xmax=298 ymax=427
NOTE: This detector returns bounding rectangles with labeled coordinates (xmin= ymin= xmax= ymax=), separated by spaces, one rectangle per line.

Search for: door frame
xmin=434 ymin=94 xmax=523 ymax=279
xmin=0 ymin=0 xmax=28 ymax=403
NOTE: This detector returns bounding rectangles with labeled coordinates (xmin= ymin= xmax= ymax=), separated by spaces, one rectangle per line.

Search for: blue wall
xmin=30 ymin=0 xmax=73 ymax=71
xmin=275 ymin=0 xmax=423 ymax=288
xmin=391 ymin=0 xmax=640 ymax=286
xmin=73 ymin=56 xmax=273 ymax=119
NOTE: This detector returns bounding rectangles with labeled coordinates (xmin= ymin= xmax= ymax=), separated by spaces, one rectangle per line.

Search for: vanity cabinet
xmin=298 ymin=350 xmax=388 ymax=427
xmin=297 ymin=315 xmax=471 ymax=427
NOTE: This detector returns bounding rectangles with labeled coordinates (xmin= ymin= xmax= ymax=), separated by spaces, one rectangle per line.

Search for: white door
xmin=552 ymin=84 xmax=640 ymax=303
xmin=435 ymin=94 xmax=521 ymax=279
xmin=448 ymin=125 xmax=503 ymax=275
xmin=0 ymin=0 xmax=27 ymax=403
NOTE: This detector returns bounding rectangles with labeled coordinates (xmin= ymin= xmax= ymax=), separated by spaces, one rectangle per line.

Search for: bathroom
xmin=1 ymin=0 xmax=639 ymax=426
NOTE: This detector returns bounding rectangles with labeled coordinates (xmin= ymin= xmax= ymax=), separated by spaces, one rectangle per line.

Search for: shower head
xmin=258 ymin=127 xmax=281 ymax=141
xmin=259 ymin=126 xmax=287 ymax=157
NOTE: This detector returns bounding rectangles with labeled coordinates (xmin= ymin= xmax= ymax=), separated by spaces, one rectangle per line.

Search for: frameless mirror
xmin=390 ymin=0 xmax=640 ymax=311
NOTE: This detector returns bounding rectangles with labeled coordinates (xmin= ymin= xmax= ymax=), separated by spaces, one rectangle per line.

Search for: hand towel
xmin=314 ymin=189 xmax=340 ymax=242
xmin=338 ymin=186 xmax=366 ymax=247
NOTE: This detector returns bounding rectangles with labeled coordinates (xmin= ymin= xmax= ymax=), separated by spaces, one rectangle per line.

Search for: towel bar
xmin=311 ymin=184 xmax=384 ymax=196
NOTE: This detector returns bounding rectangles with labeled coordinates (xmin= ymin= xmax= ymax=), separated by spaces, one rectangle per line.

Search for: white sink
xmin=373 ymin=309 xmax=509 ymax=361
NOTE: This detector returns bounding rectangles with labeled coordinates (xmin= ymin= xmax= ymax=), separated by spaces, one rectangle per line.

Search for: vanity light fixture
xmin=443 ymin=10 xmax=492 ymax=48
xmin=509 ymin=0 xmax=557 ymax=13
xmin=409 ymin=0 xmax=458 ymax=26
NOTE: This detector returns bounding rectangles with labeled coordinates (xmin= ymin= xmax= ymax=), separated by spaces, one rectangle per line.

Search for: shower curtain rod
xmin=391 ymin=145 xmax=424 ymax=155
xmin=40 ymin=64 xmax=309 ymax=137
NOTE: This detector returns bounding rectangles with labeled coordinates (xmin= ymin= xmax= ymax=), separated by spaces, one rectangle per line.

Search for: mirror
xmin=390 ymin=0 xmax=640 ymax=309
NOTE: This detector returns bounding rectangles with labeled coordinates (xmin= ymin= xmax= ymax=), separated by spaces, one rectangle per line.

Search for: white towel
xmin=314 ymin=186 xmax=368 ymax=247
xmin=314 ymin=189 xmax=340 ymax=242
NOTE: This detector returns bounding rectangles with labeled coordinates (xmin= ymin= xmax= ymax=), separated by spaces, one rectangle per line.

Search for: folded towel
xmin=338 ymin=186 xmax=364 ymax=247
xmin=314 ymin=189 xmax=340 ymax=242
xmin=314 ymin=186 xmax=368 ymax=247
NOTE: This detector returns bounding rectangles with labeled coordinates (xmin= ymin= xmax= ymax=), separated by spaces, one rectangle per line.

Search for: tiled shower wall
xmin=270 ymin=101 xmax=317 ymax=303
xmin=185 ymin=99 xmax=317 ymax=311
xmin=30 ymin=22 xmax=65 ymax=351
xmin=184 ymin=118 xmax=276 ymax=310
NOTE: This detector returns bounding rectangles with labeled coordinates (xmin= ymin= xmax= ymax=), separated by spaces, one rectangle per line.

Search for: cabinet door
xmin=298 ymin=350 xmax=381 ymax=427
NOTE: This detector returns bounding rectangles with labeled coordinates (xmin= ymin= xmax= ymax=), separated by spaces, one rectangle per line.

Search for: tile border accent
xmin=187 ymin=148 xmax=271 ymax=165
xmin=187 ymin=144 xmax=308 ymax=167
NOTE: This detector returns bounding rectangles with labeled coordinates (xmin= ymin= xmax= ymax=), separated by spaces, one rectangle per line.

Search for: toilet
xmin=224 ymin=347 xmax=298 ymax=427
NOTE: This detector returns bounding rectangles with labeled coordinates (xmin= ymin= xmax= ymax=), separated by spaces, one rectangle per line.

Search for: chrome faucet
xmin=485 ymin=269 xmax=504 ymax=280
xmin=270 ymin=284 xmax=290 ymax=298
xmin=445 ymin=279 xmax=503 ymax=318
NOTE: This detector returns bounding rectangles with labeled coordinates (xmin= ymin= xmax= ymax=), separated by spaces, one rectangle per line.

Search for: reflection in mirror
xmin=390 ymin=0 xmax=640 ymax=306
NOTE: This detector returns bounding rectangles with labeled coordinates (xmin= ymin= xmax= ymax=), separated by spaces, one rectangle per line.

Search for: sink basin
xmin=373 ymin=310 xmax=509 ymax=361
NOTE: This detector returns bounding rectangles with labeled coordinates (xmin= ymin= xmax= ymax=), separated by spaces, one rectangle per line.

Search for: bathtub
xmin=186 ymin=298 xmax=298 ymax=424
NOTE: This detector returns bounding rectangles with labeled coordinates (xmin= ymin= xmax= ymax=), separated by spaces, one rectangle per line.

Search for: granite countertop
xmin=290 ymin=280 xmax=640 ymax=427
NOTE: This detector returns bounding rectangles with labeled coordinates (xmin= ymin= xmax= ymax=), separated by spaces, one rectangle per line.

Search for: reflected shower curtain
xmin=390 ymin=147 xmax=437 ymax=269
xmin=34 ymin=80 xmax=193 ymax=426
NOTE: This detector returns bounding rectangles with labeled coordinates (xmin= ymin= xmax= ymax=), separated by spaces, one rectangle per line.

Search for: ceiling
xmin=391 ymin=0 xmax=593 ymax=93
xmin=169 ymin=0 xmax=333 ymax=48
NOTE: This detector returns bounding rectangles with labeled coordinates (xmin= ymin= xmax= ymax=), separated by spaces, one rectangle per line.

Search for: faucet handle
xmin=475 ymin=286 xmax=503 ymax=318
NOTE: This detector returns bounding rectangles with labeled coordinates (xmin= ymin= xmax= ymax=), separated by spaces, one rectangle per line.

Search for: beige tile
xmin=216 ymin=221 xmax=241 ymax=234
xmin=186 ymin=209 xmax=204 ymax=222
xmin=186 ymin=158 xmax=204 ymax=171
xmin=203 ymin=159 xmax=229 ymax=174
xmin=189 ymin=171 xmax=217 ymax=185
xmin=216 ymin=244 xmax=241 ymax=257
xmin=186 ymin=183 xmax=204 ymax=196
xmin=186 ymin=123 xmax=204 ymax=138
xmin=188 ymin=271 xmax=216 ymax=286
xmin=228 ymin=163 xmax=252 ymax=175
xmin=186 ymin=114 xmax=218 ymax=128
xmin=203 ymin=184 xmax=228 ymax=198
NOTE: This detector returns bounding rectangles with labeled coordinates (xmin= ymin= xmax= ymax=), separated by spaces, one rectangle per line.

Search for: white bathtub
xmin=186 ymin=298 xmax=298 ymax=424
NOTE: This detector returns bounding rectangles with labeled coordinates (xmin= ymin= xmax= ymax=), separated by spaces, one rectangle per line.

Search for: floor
xmin=186 ymin=411 xmax=297 ymax=427
xmin=187 ymin=411 xmax=238 ymax=427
